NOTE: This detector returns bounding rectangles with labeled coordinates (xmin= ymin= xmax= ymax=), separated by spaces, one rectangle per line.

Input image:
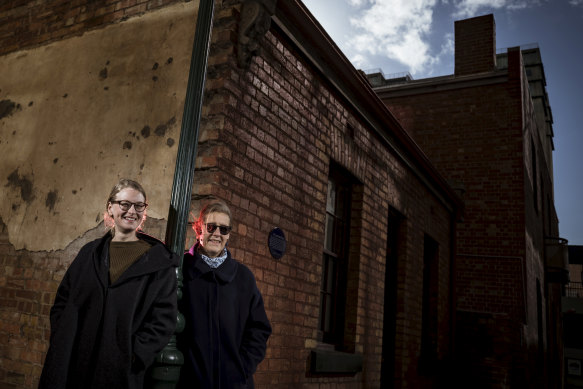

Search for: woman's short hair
xmin=104 ymin=178 xmax=147 ymax=233
xmin=106 ymin=178 xmax=147 ymax=209
xmin=193 ymin=200 xmax=232 ymax=237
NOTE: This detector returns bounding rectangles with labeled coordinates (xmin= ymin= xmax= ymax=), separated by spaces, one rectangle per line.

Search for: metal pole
xmin=149 ymin=0 xmax=215 ymax=387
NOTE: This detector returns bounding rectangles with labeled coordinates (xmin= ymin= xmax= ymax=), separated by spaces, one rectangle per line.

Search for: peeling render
xmin=0 ymin=2 xmax=196 ymax=251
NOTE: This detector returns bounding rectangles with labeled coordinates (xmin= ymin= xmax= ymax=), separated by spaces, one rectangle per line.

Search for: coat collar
xmin=93 ymin=232 xmax=179 ymax=287
xmin=184 ymin=243 xmax=238 ymax=284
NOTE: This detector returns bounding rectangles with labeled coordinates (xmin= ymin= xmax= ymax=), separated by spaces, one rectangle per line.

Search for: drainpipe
xmin=149 ymin=0 xmax=215 ymax=387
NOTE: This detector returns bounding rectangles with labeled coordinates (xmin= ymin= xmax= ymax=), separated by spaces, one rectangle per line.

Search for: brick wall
xmin=454 ymin=310 xmax=524 ymax=387
xmin=383 ymin=78 xmax=525 ymax=259
xmin=190 ymin=3 xmax=457 ymax=387
xmin=0 ymin=0 xmax=183 ymax=56
xmin=454 ymin=14 xmax=496 ymax=76
xmin=377 ymin=39 xmax=556 ymax=389
xmin=0 ymin=1 xmax=459 ymax=387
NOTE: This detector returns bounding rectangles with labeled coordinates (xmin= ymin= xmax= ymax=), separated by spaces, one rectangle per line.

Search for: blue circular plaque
xmin=268 ymin=227 xmax=286 ymax=260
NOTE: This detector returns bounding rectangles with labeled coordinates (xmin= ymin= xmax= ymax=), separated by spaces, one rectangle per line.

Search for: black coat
xmin=177 ymin=245 xmax=271 ymax=389
xmin=39 ymin=232 xmax=179 ymax=389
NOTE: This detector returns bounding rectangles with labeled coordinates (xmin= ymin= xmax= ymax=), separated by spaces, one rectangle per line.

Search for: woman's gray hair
xmin=193 ymin=200 xmax=232 ymax=238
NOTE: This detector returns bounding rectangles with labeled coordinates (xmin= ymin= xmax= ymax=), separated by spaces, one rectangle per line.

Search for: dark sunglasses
xmin=206 ymin=223 xmax=232 ymax=235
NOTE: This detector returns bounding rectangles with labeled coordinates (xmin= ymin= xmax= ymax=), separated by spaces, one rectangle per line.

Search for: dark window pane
xmin=325 ymin=213 xmax=335 ymax=251
xmin=318 ymin=165 xmax=353 ymax=348
xmin=326 ymin=179 xmax=336 ymax=214
xmin=326 ymin=258 xmax=336 ymax=293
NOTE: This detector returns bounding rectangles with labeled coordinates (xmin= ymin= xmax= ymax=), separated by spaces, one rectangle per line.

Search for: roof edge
xmin=272 ymin=0 xmax=463 ymax=216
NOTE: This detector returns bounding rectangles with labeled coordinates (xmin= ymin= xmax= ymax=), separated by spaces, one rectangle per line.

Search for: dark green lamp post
xmin=149 ymin=0 xmax=215 ymax=387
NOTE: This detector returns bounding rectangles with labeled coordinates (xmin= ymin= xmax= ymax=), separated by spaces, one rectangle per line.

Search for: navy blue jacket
xmin=177 ymin=245 xmax=271 ymax=389
xmin=39 ymin=232 xmax=178 ymax=389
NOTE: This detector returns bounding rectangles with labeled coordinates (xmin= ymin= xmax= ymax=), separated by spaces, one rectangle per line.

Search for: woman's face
xmin=107 ymin=188 xmax=146 ymax=239
xmin=199 ymin=212 xmax=231 ymax=258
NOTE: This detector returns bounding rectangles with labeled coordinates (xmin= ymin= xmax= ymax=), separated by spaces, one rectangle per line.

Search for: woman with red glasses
xmin=39 ymin=178 xmax=178 ymax=389
xmin=178 ymin=200 xmax=271 ymax=389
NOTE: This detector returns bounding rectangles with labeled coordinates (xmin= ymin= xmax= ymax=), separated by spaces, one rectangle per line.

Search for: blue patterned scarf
xmin=201 ymin=248 xmax=228 ymax=269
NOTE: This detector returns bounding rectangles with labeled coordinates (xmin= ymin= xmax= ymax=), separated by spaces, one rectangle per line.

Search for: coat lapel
xmin=184 ymin=244 xmax=238 ymax=284
xmin=93 ymin=234 xmax=112 ymax=289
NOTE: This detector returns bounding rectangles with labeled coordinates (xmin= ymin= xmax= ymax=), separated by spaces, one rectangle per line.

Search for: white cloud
xmin=452 ymin=0 xmax=507 ymax=17
xmin=570 ymin=0 xmax=583 ymax=6
xmin=452 ymin=0 xmax=539 ymax=18
xmin=346 ymin=0 xmax=368 ymax=6
xmin=347 ymin=0 xmax=438 ymax=74
xmin=439 ymin=32 xmax=455 ymax=57
xmin=350 ymin=53 xmax=368 ymax=68
xmin=337 ymin=0 xmax=543 ymax=76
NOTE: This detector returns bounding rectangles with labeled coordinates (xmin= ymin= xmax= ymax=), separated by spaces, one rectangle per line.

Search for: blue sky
xmin=302 ymin=0 xmax=583 ymax=245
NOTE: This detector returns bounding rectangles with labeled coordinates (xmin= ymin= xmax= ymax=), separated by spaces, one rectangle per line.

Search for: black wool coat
xmin=177 ymin=245 xmax=272 ymax=389
xmin=39 ymin=232 xmax=179 ymax=389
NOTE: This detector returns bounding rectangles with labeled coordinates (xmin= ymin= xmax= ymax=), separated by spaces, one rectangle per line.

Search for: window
xmin=381 ymin=208 xmax=405 ymax=388
xmin=536 ymin=279 xmax=544 ymax=370
xmin=419 ymin=234 xmax=439 ymax=374
xmin=312 ymin=164 xmax=364 ymax=374
xmin=319 ymin=165 xmax=352 ymax=348
xmin=531 ymin=139 xmax=539 ymax=212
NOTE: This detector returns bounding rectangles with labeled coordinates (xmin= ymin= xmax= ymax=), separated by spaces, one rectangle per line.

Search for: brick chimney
xmin=454 ymin=14 xmax=496 ymax=76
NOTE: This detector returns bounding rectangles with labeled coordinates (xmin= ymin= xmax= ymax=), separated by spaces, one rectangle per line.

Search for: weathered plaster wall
xmin=0 ymin=1 xmax=196 ymax=251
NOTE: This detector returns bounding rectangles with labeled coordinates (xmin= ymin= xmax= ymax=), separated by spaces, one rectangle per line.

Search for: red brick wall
xmin=454 ymin=14 xmax=496 ymax=76
xmin=380 ymin=68 xmax=527 ymax=301
xmin=192 ymin=4 xmax=457 ymax=387
xmin=0 ymin=1 xmax=459 ymax=388
xmin=455 ymin=310 xmax=523 ymax=386
xmin=378 ymin=45 xmax=555 ymax=387
xmin=0 ymin=0 xmax=182 ymax=56
xmin=384 ymin=79 xmax=525 ymax=258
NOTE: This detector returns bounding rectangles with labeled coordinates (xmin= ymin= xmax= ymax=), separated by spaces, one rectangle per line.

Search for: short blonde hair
xmin=103 ymin=178 xmax=147 ymax=234
xmin=106 ymin=178 xmax=147 ymax=208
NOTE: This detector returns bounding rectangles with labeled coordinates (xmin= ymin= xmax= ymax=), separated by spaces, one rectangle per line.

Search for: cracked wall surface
xmin=0 ymin=2 xmax=197 ymax=251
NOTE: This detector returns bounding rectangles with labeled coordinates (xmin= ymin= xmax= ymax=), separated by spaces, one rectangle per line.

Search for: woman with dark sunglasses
xmin=39 ymin=178 xmax=178 ymax=389
xmin=178 ymin=200 xmax=271 ymax=389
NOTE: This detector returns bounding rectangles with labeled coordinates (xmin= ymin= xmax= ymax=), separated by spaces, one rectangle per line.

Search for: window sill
xmin=309 ymin=349 xmax=363 ymax=375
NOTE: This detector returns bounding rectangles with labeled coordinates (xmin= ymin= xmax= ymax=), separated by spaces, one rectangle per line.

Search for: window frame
xmin=318 ymin=167 xmax=353 ymax=348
